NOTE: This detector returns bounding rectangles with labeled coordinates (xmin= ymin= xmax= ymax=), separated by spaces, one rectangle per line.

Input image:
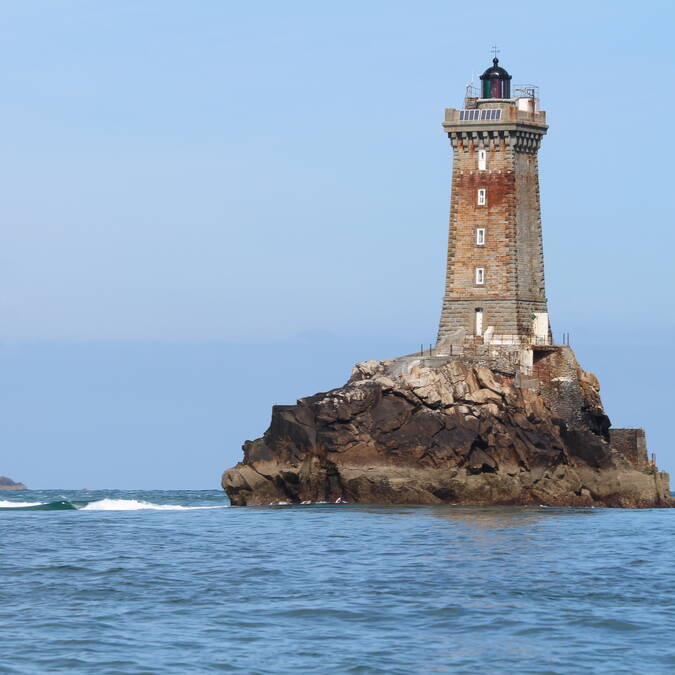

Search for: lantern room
xmin=480 ymin=58 xmax=511 ymax=99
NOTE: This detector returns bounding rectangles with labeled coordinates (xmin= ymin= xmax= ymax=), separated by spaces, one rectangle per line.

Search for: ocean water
xmin=1 ymin=490 xmax=674 ymax=674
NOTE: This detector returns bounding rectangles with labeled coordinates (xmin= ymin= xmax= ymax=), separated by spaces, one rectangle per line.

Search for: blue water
xmin=1 ymin=490 xmax=674 ymax=674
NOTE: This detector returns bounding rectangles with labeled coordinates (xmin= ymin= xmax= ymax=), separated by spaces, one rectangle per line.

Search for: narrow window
xmin=475 ymin=267 xmax=484 ymax=285
xmin=476 ymin=228 xmax=485 ymax=245
xmin=477 ymin=188 xmax=486 ymax=206
xmin=475 ymin=308 xmax=483 ymax=336
xmin=478 ymin=149 xmax=487 ymax=171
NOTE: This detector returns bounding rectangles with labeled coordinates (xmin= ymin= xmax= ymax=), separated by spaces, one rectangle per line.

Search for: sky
xmin=1 ymin=0 xmax=674 ymax=488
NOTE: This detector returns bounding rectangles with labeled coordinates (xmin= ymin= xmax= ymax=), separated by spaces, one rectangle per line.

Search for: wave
xmin=78 ymin=498 xmax=229 ymax=511
xmin=0 ymin=498 xmax=229 ymax=511
xmin=0 ymin=500 xmax=45 ymax=508
xmin=0 ymin=500 xmax=76 ymax=510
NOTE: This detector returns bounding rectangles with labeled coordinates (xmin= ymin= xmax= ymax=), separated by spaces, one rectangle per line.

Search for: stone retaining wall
xmin=609 ymin=428 xmax=649 ymax=469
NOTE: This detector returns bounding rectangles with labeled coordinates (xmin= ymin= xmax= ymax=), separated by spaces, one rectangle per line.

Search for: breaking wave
xmin=79 ymin=498 xmax=228 ymax=511
xmin=0 ymin=499 xmax=76 ymax=510
xmin=0 ymin=500 xmax=46 ymax=508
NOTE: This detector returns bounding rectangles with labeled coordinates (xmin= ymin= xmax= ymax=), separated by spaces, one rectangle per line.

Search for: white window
xmin=476 ymin=228 xmax=485 ymax=245
xmin=475 ymin=267 xmax=485 ymax=285
xmin=478 ymin=149 xmax=487 ymax=171
xmin=477 ymin=188 xmax=486 ymax=205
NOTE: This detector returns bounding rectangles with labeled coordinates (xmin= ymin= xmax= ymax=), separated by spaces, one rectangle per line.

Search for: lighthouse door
xmin=532 ymin=312 xmax=549 ymax=344
xmin=475 ymin=308 xmax=484 ymax=336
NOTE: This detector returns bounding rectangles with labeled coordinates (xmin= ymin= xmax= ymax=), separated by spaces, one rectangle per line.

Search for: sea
xmin=1 ymin=490 xmax=673 ymax=674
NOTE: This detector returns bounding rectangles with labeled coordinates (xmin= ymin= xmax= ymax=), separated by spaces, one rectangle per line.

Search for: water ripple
xmin=1 ymin=490 xmax=674 ymax=673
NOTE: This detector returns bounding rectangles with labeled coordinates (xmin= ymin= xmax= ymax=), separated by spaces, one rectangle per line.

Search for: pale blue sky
xmin=1 ymin=1 xmax=673 ymax=487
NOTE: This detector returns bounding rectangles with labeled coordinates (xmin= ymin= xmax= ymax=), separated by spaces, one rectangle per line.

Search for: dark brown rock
xmin=222 ymin=355 xmax=671 ymax=508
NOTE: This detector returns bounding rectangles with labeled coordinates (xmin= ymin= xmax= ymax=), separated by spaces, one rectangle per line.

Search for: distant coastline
xmin=0 ymin=476 xmax=27 ymax=490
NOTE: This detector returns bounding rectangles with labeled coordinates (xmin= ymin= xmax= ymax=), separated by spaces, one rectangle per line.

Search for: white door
xmin=475 ymin=308 xmax=483 ymax=336
xmin=532 ymin=312 xmax=549 ymax=343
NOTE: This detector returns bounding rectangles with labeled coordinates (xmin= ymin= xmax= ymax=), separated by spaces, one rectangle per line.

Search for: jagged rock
xmin=222 ymin=351 xmax=671 ymax=508
xmin=0 ymin=476 xmax=27 ymax=491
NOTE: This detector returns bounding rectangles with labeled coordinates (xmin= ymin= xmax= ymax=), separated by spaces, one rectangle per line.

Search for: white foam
xmin=0 ymin=500 xmax=45 ymax=508
xmin=79 ymin=498 xmax=228 ymax=511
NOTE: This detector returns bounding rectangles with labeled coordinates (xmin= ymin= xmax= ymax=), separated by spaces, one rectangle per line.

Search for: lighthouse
xmin=437 ymin=57 xmax=550 ymax=349
xmin=222 ymin=54 xmax=671 ymax=509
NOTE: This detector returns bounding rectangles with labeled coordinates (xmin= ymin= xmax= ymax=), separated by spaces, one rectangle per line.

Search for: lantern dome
xmin=479 ymin=58 xmax=512 ymax=99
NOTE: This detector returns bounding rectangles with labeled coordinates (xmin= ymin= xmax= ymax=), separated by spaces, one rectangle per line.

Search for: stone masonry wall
xmin=609 ymin=428 xmax=649 ymax=469
xmin=437 ymin=105 xmax=548 ymax=344
xmin=515 ymin=152 xmax=546 ymax=300
xmin=533 ymin=346 xmax=609 ymax=436
xmin=437 ymin=134 xmax=516 ymax=339
xmin=438 ymin=298 xmax=548 ymax=338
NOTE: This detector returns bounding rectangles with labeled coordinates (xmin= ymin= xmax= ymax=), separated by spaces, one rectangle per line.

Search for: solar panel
xmin=459 ymin=109 xmax=502 ymax=121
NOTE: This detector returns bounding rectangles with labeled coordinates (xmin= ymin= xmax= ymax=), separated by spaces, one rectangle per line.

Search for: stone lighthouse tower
xmin=437 ymin=57 xmax=550 ymax=349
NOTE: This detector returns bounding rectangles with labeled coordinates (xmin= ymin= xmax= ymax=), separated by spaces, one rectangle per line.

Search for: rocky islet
xmin=0 ymin=476 xmax=27 ymax=491
xmin=222 ymin=349 xmax=671 ymax=508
